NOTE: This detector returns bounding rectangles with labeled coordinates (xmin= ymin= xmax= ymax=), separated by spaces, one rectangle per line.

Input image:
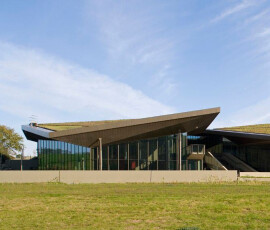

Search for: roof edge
xmin=50 ymin=107 xmax=220 ymax=138
xmin=205 ymin=129 xmax=270 ymax=140
xmin=22 ymin=125 xmax=52 ymax=141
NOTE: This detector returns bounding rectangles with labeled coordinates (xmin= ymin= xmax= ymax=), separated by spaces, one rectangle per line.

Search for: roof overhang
xmin=46 ymin=107 xmax=220 ymax=147
xmin=204 ymin=129 xmax=270 ymax=145
xmin=22 ymin=125 xmax=51 ymax=142
xmin=22 ymin=107 xmax=220 ymax=147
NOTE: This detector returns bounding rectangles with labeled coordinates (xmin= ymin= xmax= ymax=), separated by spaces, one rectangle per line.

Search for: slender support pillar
xmin=97 ymin=147 xmax=99 ymax=170
xmin=99 ymin=138 xmax=102 ymax=171
xmin=89 ymin=148 xmax=91 ymax=170
xmin=179 ymin=132 xmax=182 ymax=171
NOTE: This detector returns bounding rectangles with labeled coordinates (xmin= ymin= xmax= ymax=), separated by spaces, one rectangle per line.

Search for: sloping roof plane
xmin=23 ymin=107 xmax=220 ymax=147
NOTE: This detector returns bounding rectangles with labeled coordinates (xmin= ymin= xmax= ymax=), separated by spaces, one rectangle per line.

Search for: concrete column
xmin=179 ymin=132 xmax=182 ymax=171
xmin=97 ymin=147 xmax=99 ymax=170
xmin=201 ymin=159 xmax=203 ymax=171
xmin=89 ymin=148 xmax=91 ymax=170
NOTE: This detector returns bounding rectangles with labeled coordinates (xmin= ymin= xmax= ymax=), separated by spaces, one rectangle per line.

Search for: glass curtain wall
xmin=129 ymin=142 xmax=138 ymax=170
xmin=92 ymin=134 xmax=180 ymax=170
xmin=236 ymin=145 xmax=270 ymax=171
xmin=119 ymin=143 xmax=128 ymax=170
xmin=218 ymin=138 xmax=270 ymax=172
xmin=182 ymin=134 xmax=204 ymax=170
xmin=109 ymin=145 xmax=118 ymax=170
xmin=149 ymin=139 xmax=158 ymax=170
xmin=38 ymin=133 xmax=187 ymax=170
xmin=38 ymin=140 xmax=90 ymax=170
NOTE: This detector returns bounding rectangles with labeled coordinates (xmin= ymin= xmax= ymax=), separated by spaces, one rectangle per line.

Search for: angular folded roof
xmin=23 ymin=107 xmax=220 ymax=147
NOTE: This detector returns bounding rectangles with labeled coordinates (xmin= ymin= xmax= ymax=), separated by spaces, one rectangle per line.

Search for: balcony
xmin=186 ymin=144 xmax=205 ymax=160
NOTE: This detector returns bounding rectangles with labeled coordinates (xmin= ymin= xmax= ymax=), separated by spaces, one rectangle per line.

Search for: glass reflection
xmin=37 ymin=133 xmax=186 ymax=171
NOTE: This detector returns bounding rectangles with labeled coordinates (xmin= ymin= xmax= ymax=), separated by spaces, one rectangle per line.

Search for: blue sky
xmin=0 ymin=0 xmax=270 ymax=155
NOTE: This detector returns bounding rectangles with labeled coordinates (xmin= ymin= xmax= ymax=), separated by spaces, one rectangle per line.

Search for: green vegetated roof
xmin=216 ymin=124 xmax=270 ymax=135
xmin=38 ymin=119 xmax=131 ymax=131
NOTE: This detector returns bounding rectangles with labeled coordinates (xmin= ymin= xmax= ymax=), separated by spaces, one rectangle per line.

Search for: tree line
xmin=0 ymin=125 xmax=24 ymax=159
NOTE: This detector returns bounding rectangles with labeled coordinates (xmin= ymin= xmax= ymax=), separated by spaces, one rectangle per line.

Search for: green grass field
xmin=0 ymin=182 xmax=269 ymax=230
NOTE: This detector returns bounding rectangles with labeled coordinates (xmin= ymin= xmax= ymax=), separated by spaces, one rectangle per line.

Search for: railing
xmin=186 ymin=144 xmax=205 ymax=155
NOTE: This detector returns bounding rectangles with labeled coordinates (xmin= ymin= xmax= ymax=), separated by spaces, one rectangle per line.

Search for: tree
xmin=0 ymin=125 xmax=24 ymax=159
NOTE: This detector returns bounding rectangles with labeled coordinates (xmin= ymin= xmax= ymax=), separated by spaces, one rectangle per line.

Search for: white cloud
xmin=229 ymin=98 xmax=270 ymax=126
xmin=211 ymin=0 xmax=255 ymax=23
xmin=150 ymin=65 xmax=178 ymax=97
xmin=83 ymin=1 xmax=178 ymax=97
xmin=207 ymin=1 xmax=270 ymax=129
xmin=86 ymin=1 xmax=174 ymax=66
xmin=246 ymin=26 xmax=270 ymax=66
xmin=0 ymin=41 xmax=176 ymax=124
xmin=243 ymin=9 xmax=270 ymax=25
xmin=210 ymin=97 xmax=270 ymax=129
xmin=255 ymin=27 xmax=270 ymax=38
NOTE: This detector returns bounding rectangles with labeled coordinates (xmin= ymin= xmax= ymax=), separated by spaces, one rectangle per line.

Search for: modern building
xmin=22 ymin=107 xmax=270 ymax=172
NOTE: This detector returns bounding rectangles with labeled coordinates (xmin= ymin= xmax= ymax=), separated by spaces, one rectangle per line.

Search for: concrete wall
xmin=0 ymin=170 xmax=237 ymax=184
xmin=0 ymin=171 xmax=59 ymax=183
xmin=240 ymin=172 xmax=270 ymax=178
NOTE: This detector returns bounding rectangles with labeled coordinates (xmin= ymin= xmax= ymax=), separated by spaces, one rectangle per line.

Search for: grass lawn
xmin=0 ymin=182 xmax=269 ymax=230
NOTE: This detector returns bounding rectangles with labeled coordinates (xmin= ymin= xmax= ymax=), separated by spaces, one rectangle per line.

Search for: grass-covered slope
xmin=216 ymin=124 xmax=270 ymax=135
xmin=38 ymin=119 xmax=130 ymax=131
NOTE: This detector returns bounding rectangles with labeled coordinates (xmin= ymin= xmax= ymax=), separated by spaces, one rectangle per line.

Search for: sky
xmin=0 ymin=0 xmax=270 ymax=156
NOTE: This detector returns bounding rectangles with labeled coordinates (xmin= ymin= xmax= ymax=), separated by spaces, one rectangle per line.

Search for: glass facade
xmin=38 ymin=140 xmax=90 ymax=170
xmin=181 ymin=134 xmax=204 ymax=170
xmin=37 ymin=132 xmax=270 ymax=171
xmin=37 ymin=133 xmax=201 ymax=170
xmin=198 ymin=134 xmax=270 ymax=171
xmin=236 ymin=145 xmax=270 ymax=171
